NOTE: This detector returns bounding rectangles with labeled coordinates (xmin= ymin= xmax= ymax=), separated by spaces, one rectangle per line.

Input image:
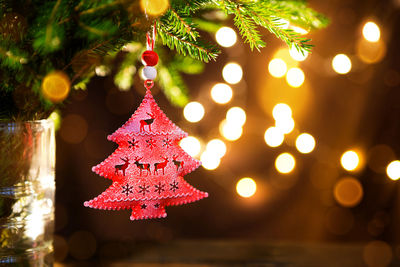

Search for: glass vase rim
xmin=0 ymin=118 xmax=54 ymax=128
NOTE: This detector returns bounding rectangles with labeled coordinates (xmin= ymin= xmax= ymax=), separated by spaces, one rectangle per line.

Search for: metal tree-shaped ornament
xmin=84 ymin=29 xmax=208 ymax=220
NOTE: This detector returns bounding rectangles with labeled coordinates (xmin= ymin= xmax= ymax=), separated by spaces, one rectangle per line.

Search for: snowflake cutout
xmin=138 ymin=184 xmax=150 ymax=196
xmin=121 ymin=183 xmax=134 ymax=196
xmin=154 ymin=182 xmax=165 ymax=195
xmin=128 ymin=138 xmax=139 ymax=149
xmin=146 ymin=138 xmax=157 ymax=150
xmin=141 ymin=203 xmax=147 ymax=209
xmin=163 ymin=138 xmax=173 ymax=148
xmin=170 ymin=180 xmax=179 ymax=192
xmin=154 ymin=203 xmax=160 ymax=208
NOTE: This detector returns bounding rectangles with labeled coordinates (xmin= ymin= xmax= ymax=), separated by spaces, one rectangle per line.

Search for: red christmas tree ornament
xmin=141 ymin=50 xmax=159 ymax=66
xmin=84 ymin=27 xmax=208 ymax=221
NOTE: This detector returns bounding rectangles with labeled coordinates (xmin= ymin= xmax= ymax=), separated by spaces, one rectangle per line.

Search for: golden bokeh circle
xmin=42 ymin=71 xmax=71 ymax=103
xmin=334 ymin=177 xmax=363 ymax=207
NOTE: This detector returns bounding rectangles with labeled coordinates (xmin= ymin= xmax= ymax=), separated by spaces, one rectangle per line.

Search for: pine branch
xmin=158 ymin=63 xmax=189 ymax=107
xmin=233 ymin=5 xmax=265 ymax=51
xmin=156 ymin=20 xmax=220 ymax=62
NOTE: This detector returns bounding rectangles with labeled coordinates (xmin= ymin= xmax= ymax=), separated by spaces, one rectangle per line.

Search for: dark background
xmin=54 ymin=0 xmax=400 ymax=264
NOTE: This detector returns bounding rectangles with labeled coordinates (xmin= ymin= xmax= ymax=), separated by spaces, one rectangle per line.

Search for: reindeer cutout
xmin=140 ymin=112 xmax=155 ymax=132
xmin=154 ymin=157 xmax=169 ymax=175
xmin=115 ymin=157 xmax=130 ymax=176
xmin=172 ymin=155 xmax=184 ymax=171
xmin=134 ymin=156 xmax=151 ymax=176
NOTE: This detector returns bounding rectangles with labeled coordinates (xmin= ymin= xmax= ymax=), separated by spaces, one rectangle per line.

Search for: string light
xmin=272 ymin=103 xmax=292 ymax=121
xmin=226 ymin=107 xmax=246 ymax=127
xmin=286 ymin=67 xmax=305 ymax=87
xmin=264 ymin=127 xmax=284 ymax=147
xmin=275 ymin=153 xmax=296 ymax=174
xmin=206 ymin=139 xmax=227 ymax=158
xmin=140 ymin=0 xmax=169 ymax=16
xmin=386 ymin=160 xmax=400 ymax=180
xmin=289 ymin=46 xmax=308 ymax=61
xmin=41 ymin=71 xmax=70 ymax=103
xmin=183 ymin=101 xmax=205 ymax=123
xmin=295 ymin=133 xmax=316 ymax=154
xmin=362 ymin=21 xmax=381 ymax=42
xmin=236 ymin=177 xmax=257 ymax=198
xmin=268 ymin=58 xmax=287 ymax=78
xmin=222 ymin=62 xmax=243 ymax=84
xmin=275 ymin=117 xmax=295 ymax=134
xmin=219 ymin=120 xmax=243 ymax=141
xmin=179 ymin=136 xmax=201 ymax=157
xmin=332 ymin=54 xmax=352 ymax=74
xmin=341 ymin=150 xmax=360 ymax=171
xmin=215 ymin=27 xmax=237 ymax=47
xmin=201 ymin=151 xmax=221 ymax=170
xmin=210 ymin=83 xmax=233 ymax=104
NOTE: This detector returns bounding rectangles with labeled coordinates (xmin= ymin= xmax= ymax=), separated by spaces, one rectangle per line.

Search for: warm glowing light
xmin=332 ymin=54 xmax=352 ymax=74
xmin=264 ymin=127 xmax=284 ymax=147
xmin=286 ymin=67 xmax=305 ymax=87
xmin=211 ymin=83 xmax=233 ymax=104
xmin=276 ymin=18 xmax=289 ymax=29
xmin=275 ymin=117 xmax=295 ymax=134
xmin=341 ymin=150 xmax=360 ymax=171
xmin=42 ymin=71 xmax=71 ymax=103
xmin=272 ymin=103 xmax=292 ymax=121
xmin=201 ymin=151 xmax=221 ymax=170
xmin=386 ymin=160 xmax=400 ymax=180
xmin=268 ymin=58 xmax=287 ymax=78
xmin=289 ymin=47 xmax=308 ymax=61
xmin=362 ymin=21 xmax=380 ymax=42
xmin=140 ymin=0 xmax=169 ymax=16
xmin=226 ymin=107 xmax=246 ymax=126
xmin=220 ymin=120 xmax=243 ymax=141
xmin=215 ymin=27 xmax=237 ymax=47
xmin=179 ymin=136 xmax=201 ymax=157
xmin=206 ymin=139 xmax=227 ymax=158
xmin=295 ymin=133 xmax=316 ymax=154
xmin=236 ymin=177 xmax=257 ymax=198
xmin=290 ymin=26 xmax=309 ymax=35
xmin=334 ymin=177 xmax=363 ymax=207
xmin=183 ymin=101 xmax=205 ymax=123
xmin=222 ymin=62 xmax=243 ymax=84
xmin=275 ymin=153 xmax=296 ymax=174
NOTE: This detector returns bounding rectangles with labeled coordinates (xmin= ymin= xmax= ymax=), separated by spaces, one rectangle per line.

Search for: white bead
xmin=142 ymin=66 xmax=157 ymax=80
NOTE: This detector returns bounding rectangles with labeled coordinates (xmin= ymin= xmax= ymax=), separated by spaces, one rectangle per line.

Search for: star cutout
xmin=170 ymin=180 xmax=179 ymax=192
xmin=141 ymin=204 xmax=147 ymax=209
xmin=138 ymin=184 xmax=150 ymax=196
xmin=154 ymin=203 xmax=160 ymax=208
xmin=121 ymin=183 xmax=134 ymax=196
xmin=154 ymin=182 xmax=165 ymax=195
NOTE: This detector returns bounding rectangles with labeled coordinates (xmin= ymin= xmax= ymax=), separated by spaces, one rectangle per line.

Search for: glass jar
xmin=0 ymin=120 xmax=55 ymax=266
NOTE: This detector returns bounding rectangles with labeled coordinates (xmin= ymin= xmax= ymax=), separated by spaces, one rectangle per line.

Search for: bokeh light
xmin=295 ymin=133 xmax=316 ymax=154
xmin=362 ymin=21 xmax=381 ymax=42
xmin=220 ymin=120 xmax=243 ymax=141
xmin=236 ymin=177 xmax=257 ymax=198
xmin=201 ymin=151 xmax=221 ymax=170
xmin=363 ymin=241 xmax=393 ymax=267
xmin=275 ymin=117 xmax=295 ymax=134
xmin=341 ymin=150 xmax=360 ymax=171
xmin=183 ymin=101 xmax=205 ymax=122
xmin=286 ymin=67 xmax=305 ymax=87
xmin=289 ymin=47 xmax=308 ymax=61
xmin=41 ymin=71 xmax=70 ymax=103
xmin=210 ymin=83 xmax=233 ymax=104
xmin=179 ymin=136 xmax=201 ymax=157
xmin=264 ymin=127 xmax=284 ymax=147
xmin=272 ymin=103 xmax=292 ymax=121
xmin=140 ymin=0 xmax=169 ymax=16
xmin=206 ymin=139 xmax=227 ymax=158
xmin=334 ymin=177 xmax=363 ymax=207
xmin=268 ymin=58 xmax=287 ymax=78
xmin=275 ymin=152 xmax=296 ymax=174
xmin=215 ymin=27 xmax=237 ymax=47
xmin=356 ymin=39 xmax=386 ymax=64
xmin=222 ymin=62 xmax=243 ymax=84
xmin=332 ymin=54 xmax=352 ymax=74
xmin=59 ymin=114 xmax=88 ymax=144
xmin=226 ymin=107 xmax=246 ymax=127
xmin=386 ymin=160 xmax=400 ymax=180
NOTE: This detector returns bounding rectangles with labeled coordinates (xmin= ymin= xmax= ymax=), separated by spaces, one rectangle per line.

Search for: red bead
xmin=141 ymin=50 xmax=159 ymax=66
